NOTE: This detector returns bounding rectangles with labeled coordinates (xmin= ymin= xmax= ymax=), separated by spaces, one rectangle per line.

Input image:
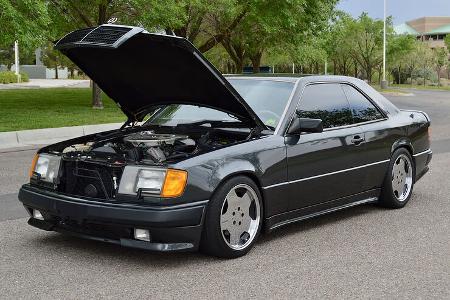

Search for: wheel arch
xmin=389 ymin=142 xmax=416 ymax=182
xmin=391 ymin=138 xmax=414 ymax=157
xmin=218 ymin=171 xmax=263 ymax=192
xmin=209 ymin=159 xmax=263 ymax=194
xmin=209 ymin=168 xmax=266 ymax=228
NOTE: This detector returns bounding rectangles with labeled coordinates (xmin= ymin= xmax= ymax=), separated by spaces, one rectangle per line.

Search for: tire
xmin=200 ymin=176 xmax=263 ymax=258
xmin=379 ymin=148 xmax=415 ymax=208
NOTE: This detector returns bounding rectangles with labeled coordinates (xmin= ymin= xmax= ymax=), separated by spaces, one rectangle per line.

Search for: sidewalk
xmin=0 ymin=79 xmax=90 ymax=89
xmin=0 ymin=122 xmax=121 ymax=151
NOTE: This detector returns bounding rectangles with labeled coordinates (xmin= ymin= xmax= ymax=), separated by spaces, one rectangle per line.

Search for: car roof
xmin=226 ymin=75 xmax=400 ymax=116
xmin=225 ymin=75 xmax=366 ymax=84
xmin=225 ymin=75 xmax=300 ymax=83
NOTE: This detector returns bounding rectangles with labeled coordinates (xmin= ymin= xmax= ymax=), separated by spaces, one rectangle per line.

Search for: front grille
xmin=56 ymin=218 xmax=133 ymax=240
xmin=56 ymin=26 xmax=132 ymax=48
xmin=57 ymin=27 xmax=95 ymax=45
xmin=82 ymin=26 xmax=131 ymax=45
xmin=59 ymin=160 xmax=124 ymax=200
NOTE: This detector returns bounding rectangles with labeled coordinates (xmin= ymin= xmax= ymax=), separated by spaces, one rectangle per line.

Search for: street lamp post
xmin=381 ymin=0 xmax=388 ymax=89
xmin=14 ymin=40 xmax=21 ymax=83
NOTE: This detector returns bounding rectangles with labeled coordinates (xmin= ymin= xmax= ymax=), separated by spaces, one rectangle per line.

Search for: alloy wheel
xmin=220 ymin=184 xmax=261 ymax=250
xmin=391 ymin=154 xmax=413 ymax=202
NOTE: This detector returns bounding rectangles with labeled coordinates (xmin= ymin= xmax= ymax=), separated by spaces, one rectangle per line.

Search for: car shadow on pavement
xmin=28 ymin=203 xmax=383 ymax=265
xmin=258 ymin=203 xmax=381 ymax=245
xmin=33 ymin=231 xmax=213 ymax=263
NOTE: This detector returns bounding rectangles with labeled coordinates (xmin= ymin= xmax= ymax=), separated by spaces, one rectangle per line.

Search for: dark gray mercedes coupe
xmin=19 ymin=25 xmax=432 ymax=258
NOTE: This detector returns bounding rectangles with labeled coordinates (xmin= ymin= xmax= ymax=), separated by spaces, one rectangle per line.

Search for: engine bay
xmin=60 ymin=128 xmax=247 ymax=165
xmin=39 ymin=126 xmax=253 ymax=200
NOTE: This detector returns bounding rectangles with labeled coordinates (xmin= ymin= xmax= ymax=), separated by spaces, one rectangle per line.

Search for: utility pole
xmin=381 ymin=0 xmax=388 ymax=89
xmin=14 ymin=40 xmax=21 ymax=83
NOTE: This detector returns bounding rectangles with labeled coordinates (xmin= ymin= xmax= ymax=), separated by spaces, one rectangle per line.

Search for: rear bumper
xmin=414 ymin=149 xmax=432 ymax=182
xmin=18 ymin=184 xmax=207 ymax=252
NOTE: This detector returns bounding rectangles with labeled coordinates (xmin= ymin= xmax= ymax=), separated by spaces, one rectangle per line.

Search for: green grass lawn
xmin=389 ymin=84 xmax=450 ymax=91
xmin=371 ymin=85 xmax=411 ymax=94
xmin=372 ymin=83 xmax=450 ymax=92
xmin=0 ymin=88 xmax=126 ymax=132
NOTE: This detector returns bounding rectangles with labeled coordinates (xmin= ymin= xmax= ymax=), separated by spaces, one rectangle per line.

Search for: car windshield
xmin=144 ymin=79 xmax=295 ymax=129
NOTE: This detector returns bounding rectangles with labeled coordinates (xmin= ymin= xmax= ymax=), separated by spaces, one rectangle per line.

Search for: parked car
xmin=19 ymin=25 xmax=432 ymax=258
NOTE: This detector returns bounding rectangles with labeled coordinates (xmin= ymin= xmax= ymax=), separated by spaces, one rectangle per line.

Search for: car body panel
xmin=19 ymin=184 xmax=206 ymax=251
xmin=20 ymin=31 xmax=432 ymax=251
xmin=172 ymin=134 xmax=289 ymax=216
xmin=284 ymin=126 xmax=374 ymax=210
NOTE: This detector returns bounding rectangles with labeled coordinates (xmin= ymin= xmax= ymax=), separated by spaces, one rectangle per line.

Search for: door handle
xmin=351 ymin=135 xmax=365 ymax=145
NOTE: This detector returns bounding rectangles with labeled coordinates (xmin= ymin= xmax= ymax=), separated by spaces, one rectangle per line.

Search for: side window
xmin=297 ymin=83 xmax=353 ymax=129
xmin=341 ymin=84 xmax=384 ymax=123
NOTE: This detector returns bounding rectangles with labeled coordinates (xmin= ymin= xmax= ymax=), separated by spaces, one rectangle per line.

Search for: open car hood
xmin=55 ymin=25 xmax=266 ymax=129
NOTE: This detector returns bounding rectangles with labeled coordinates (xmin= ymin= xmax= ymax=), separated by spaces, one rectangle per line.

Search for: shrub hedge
xmin=0 ymin=71 xmax=30 ymax=84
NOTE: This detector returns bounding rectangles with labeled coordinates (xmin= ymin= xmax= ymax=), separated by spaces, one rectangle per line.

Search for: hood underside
xmin=55 ymin=25 xmax=265 ymax=128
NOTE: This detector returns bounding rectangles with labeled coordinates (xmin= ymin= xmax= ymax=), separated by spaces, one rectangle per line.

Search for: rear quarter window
xmin=341 ymin=84 xmax=384 ymax=123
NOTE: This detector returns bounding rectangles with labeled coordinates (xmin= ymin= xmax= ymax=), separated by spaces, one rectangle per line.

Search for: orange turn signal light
xmin=29 ymin=154 xmax=39 ymax=178
xmin=161 ymin=169 xmax=188 ymax=198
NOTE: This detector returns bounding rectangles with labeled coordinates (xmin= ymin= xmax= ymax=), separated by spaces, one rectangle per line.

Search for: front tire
xmin=379 ymin=148 xmax=415 ymax=208
xmin=200 ymin=176 xmax=263 ymax=258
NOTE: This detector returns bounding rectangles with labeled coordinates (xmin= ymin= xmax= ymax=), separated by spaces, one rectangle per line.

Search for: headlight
xmin=118 ymin=167 xmax=187 ymax=198
xmin=30 ymin=153 xmax=61 ymax=183
xmin=136 ymin=169 xmax=166 ymax=193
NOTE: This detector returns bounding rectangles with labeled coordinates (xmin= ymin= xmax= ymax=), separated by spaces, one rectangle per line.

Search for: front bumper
xmin=18 ymin=184 xmax=207 ymax=252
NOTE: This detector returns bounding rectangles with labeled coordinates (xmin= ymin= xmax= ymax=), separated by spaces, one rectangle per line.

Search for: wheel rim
xmin=220 ymin=184 xmax=261 ymax=251
xmin=391 ymin=154 xmax=413 ymax=202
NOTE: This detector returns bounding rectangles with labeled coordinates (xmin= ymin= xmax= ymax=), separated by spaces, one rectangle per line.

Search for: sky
xmin=337 ymin=0 xmax=450 ymax=24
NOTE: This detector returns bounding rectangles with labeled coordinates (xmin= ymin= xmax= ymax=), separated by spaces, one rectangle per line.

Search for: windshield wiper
xmin=176 ymin=120 xmax=248 ymax=128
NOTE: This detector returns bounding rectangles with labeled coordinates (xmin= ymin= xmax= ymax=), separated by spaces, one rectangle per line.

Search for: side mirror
xmin=287 ymin=116 xmax=323 ymax=135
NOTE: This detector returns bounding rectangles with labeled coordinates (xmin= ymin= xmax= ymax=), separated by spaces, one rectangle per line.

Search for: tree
xmin=135 ymin=0 xmax=250 ymax=53
xmin=0 ymin=0 xmax=50 ymax=69
xmin=219 ymin=0 xmax=337 ymax=73
xmin=387 ymin=34 xmax=415 ymax=84
xmin=221 ymin=32 xmax=248 ymax=73
xmin=0 ymin=0 xmax=50 ymax=49
xmin=0 ymin=47 xmax=14 ymax=69
xmin=444 ymin=34 xmax=450 ymax=49
xmin=433 ymin=47 xmax=449 ymax=86
xmin=402 ymin=41 xmax=424 ymax=85
xmin=324 ymin=12 xmax=354 ymax=75
xmin=204 ymin=44 xmax=236 ymax=73
xmin=42 ymin=43 xmax=75 ymax=79
xmin=342 ymin=13 xmax=386 ymax=83
xmin=290 ymin=38 xmax=327 ymax=74
xmin=414 ymin=43 xmax=434 ymax=86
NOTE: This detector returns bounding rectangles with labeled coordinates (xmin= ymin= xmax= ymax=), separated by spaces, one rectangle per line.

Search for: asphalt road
xmin=0 ymin=89 xmax=449 ymax=299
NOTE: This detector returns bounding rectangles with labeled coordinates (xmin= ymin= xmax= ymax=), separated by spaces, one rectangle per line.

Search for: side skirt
xmin=265 ymin=189 xmax=380 ymax=232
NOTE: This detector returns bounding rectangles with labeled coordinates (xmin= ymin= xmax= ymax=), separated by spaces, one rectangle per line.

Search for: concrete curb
xmin=0 ymin=79 xmax=90 ymax=90
xmin=0 ymin=123 xmax=122 ymax=150
xmin=380 ymin=91 xmax=414 ymax=97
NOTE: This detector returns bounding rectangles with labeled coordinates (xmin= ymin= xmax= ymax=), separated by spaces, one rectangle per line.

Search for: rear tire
xmin=200 ymin=176 xmax=263 ymax=258
xmin=379 ymin=148 xmax=415 ymax=208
